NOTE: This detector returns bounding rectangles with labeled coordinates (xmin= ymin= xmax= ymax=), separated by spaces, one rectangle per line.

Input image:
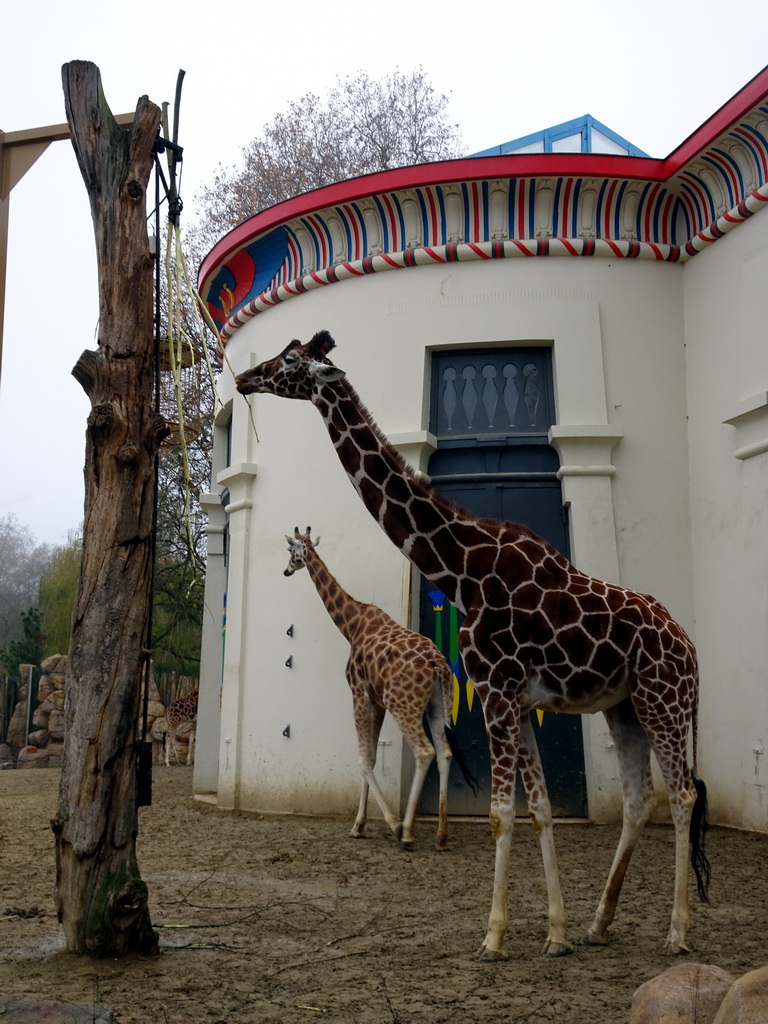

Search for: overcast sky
xmin=2 ymin=0 xmax=767 ymax=546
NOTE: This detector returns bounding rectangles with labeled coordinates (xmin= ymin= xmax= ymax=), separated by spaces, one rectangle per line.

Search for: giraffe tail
xmin=444 ymin=725 xmax=480 ymax=795
xmin=690 ymin=771 xmax=711 ymax=903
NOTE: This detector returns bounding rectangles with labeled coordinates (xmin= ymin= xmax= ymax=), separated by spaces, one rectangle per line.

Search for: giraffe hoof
xmin=476 ymin=944 xmax=508 ymax=962
xmin=664 ymin=941 xmax=691 ymax=956
xmin=581 ymin=931 xmax=609 ymax=947
xmin=543 ymin=939 xmax=574 ymax=957
xmin=395 ymin=824 xmax=414 ymax=848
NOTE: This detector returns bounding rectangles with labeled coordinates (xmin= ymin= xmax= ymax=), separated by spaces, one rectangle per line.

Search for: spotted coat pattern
xmin=164 ymin=689 xmax=198 ymax=766
xmin=284 ymin=527 xmax=456 ymax=850
xmin=237 ymin=330 xmax=709 ymax=960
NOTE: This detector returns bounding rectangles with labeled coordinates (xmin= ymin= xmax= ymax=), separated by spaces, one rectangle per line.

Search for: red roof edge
xmin=199 ymin=66 xmax=768 ymax=286
xmin=662 ymin=64 xmax=768 ymax=171
xmin=199 ymin=154 xmax=664 ymax=283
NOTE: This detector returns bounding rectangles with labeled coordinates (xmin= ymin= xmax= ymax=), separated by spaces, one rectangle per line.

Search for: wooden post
xmin=51 ymin=61 xmax=166 ymax=955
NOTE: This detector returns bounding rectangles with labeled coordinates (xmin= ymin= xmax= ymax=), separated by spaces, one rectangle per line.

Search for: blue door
xmin=416 ymin=347 xmax=587 ymax=817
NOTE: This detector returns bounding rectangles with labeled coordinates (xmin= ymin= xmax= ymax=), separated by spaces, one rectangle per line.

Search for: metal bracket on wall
xmin=282 ymin=725 xmax=291 ymax=738
xmin=286 ymin=624 xmax=294 ymax=636
xmin=285 ymin=655 xmax=293 ymax=668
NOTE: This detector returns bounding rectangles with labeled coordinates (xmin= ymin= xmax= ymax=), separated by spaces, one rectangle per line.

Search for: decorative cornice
xmin=216 ymin=462 xmax=258 ymax=487
xmin=723 ymin=392 xmax=768 ymax=460
xmin=199 ymin=68 xmax=768 ymax=357
xmin=548 ymin=425 xmax=624 ymax=478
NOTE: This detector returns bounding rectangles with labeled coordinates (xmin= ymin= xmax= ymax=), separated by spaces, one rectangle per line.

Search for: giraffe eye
xmin=284 ymin=353 xmax=297 ymax=366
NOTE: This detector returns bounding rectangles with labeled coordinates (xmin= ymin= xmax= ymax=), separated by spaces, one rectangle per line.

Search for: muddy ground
xmin=0 ymin=767 xmax=766 ymax=1024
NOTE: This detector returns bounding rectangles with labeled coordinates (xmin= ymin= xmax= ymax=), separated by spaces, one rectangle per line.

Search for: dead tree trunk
xmin=51 ymin=61 xmax=166 ymax=955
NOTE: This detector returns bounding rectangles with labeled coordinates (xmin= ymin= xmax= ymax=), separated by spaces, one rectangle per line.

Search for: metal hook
xmin=285 ymin=655 xmax=293 ymax=668
xmin=286 ymin=624 xmax=294 ymax=637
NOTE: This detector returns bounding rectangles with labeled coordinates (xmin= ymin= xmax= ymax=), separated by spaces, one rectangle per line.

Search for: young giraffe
xmin=284 ymin=526 xmax=476 ymax=850
xmin=236 ymin=330 xmax=710 ymax=960
xmin=163 ymin=688 xmax=199 ymax=766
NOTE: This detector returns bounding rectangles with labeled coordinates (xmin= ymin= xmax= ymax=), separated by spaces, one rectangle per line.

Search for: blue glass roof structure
xmin=470 ymin=114 xmax=649 ymax=158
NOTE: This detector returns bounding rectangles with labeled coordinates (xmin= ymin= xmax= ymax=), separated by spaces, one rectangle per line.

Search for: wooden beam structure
xmin=0 ymin=112 xmax=133 ymax=385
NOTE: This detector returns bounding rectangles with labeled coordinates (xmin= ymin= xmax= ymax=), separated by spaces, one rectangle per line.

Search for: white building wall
xmin=212 ymin=252 xmax=695 ymax=824
xmin=683 ymin=213 xmax=768 ymax=831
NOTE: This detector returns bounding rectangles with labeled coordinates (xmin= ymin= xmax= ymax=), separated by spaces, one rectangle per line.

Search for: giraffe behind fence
xmin=163 ymin=688 xmax=199 ymax=766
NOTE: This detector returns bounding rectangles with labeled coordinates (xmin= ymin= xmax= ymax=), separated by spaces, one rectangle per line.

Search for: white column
xmin=723 ymin=395 xmax=768 ymax=829
xmin=214 ymin=461 xmax=258 ymax=810
xmin=549 ymin=423 xmax=625 ymax=822
xmin=548 ymin=425 xmax=624 ymax=582
xmin=192 ymin=491 xmax=227 ymax=799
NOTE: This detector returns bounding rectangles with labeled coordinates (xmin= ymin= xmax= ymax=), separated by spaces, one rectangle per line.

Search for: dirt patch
xmin=0 ymin=767 xmax=765 ymax=1023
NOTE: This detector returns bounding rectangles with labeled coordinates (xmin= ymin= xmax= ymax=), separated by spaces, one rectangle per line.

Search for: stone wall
xmin=0 ymin=657 xmax=189 ymax=768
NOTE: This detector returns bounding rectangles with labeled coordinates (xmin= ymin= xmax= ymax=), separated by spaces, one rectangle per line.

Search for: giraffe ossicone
xmin=237 ymin=331 xmax=710 ymax=959
xmin=284 ymin=525 xmax=477 ymax=851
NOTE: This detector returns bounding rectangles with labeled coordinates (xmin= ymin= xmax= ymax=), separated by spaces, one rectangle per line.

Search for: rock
xmin=6 ymin=702 xmax=29 ymax=748
xmin=176 ymin=720 xmax=195 ymax=741
xmin=712 ymin=964 xmax=768 ymax=1023
xmin=0 ymin=1000 xmax=114 ymax=1023
xmin=0 ymin=742 xmax=16 ymax=767
xmin=16 ymin=748 xmax=50 ymax=769
xmin=36 ymin=695 xmax=64 ymax=715
xmin=146 ymin=699 xmax=165 ymax=719
xmin=36 ymin=675 xmax=56 ymax=701
xmin=40 ymin=654 xmax=68 ymax=675
xmin=630 ymin=963 xmax=734 ymax=1024
xmin=32 ymin=705 xmax=50 ymax=729
xmin=47 ymin=708 xmax=66 ymax=741
xmin=4 ymin=655 xmax=69 ymax=762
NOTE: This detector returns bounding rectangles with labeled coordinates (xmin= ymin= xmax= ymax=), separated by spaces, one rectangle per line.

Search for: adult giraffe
xmin=236 ymin=330 xmax=710 ymax=959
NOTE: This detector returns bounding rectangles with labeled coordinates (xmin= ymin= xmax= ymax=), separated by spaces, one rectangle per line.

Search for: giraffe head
xmin=236 ymin=330 xmax=345 ymax=400
xmin=284 ymin=526 xmax=320 ymax=577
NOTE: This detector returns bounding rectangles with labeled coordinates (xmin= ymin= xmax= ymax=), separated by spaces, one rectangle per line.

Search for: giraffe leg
xmin=476 ymin=691 xmax=522 ymax=961
xmin=350 ymin=698 xmax=383 ymax=838
xmin=350 ymin=697 xmax=402 ymax=840
xmin=647 ymin=725 xmax=699 ymax=954
xmin=425 ymin=689 xmax=453 ymax=851
xmin=395 ymin=677 xmax=452 ymax=850
xmin=517 ymin=715 xmax=571 ymax=956
xmin=584 ymin=699 xmax=655 ymax=947
xmin=186 ymin=727 xmax=196 ymax=765
xmin=397 ymin=730 xmax=435 ymax=849
xmin=662 ymin=780 xmax=697 ymax=955
xmin=351 ymin=776 xmax=370 ymax=839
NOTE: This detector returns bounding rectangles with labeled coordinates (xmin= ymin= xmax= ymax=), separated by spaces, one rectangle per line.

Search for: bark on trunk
xmin=51 ymin=61 xmax=166 ymax=956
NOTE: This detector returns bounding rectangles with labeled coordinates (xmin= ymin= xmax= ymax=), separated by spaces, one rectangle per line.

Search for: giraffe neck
xmin=312 ymin=378 xmax=511 ymax=611
xmin=303 ymin=543 xmax=365 ymax=642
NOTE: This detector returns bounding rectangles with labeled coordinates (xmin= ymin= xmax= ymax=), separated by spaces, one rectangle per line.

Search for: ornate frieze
xmin=200 ymin=84 xmax=768 ymax=355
